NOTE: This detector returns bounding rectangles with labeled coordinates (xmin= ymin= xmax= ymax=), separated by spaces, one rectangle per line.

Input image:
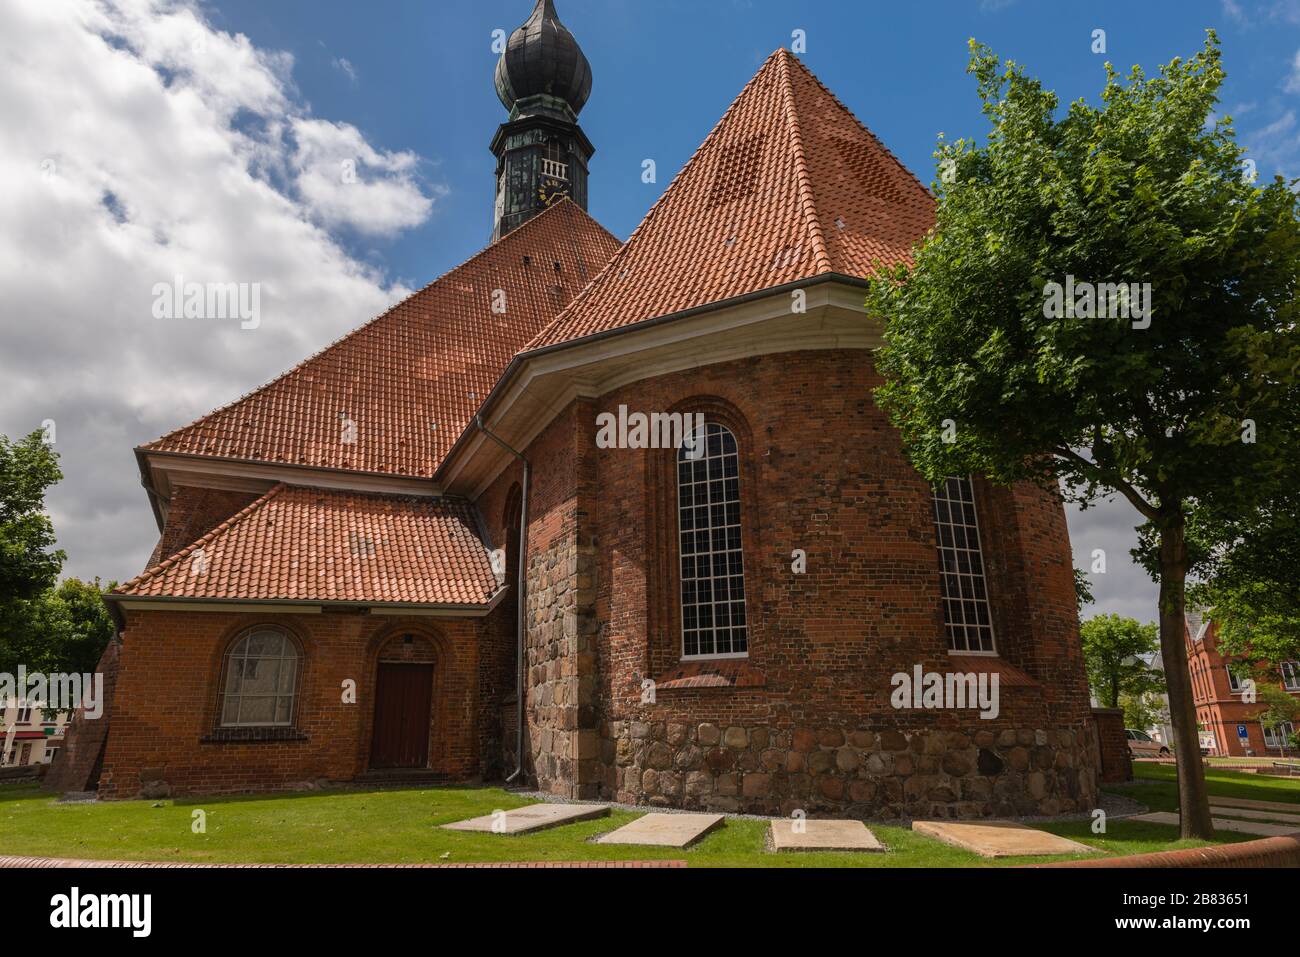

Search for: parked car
xmin=1125 ymin=728 xmax=1170 ymax=757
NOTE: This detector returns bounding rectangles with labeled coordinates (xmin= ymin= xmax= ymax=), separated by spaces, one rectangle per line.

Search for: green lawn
xmin=0 ymin=763 xmax=1284 ymax=867
xmin=1116 ymin=761 xmax=1300 ymax=812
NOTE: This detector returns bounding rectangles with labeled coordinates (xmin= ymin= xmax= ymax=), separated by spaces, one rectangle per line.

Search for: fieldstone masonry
xmin=600 ymin=719 xmax=1097 ymax=819
xmin=524 ymin=538 xmax=601 ymax=798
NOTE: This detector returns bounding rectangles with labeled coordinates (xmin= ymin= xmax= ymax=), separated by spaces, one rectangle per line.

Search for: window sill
xmin=946 ymin=654 xmax=1040 ymax=688
xmin=652 ymin=659 xmax=766 ymax=691
xmin=200 ymin=727 xmax=309 ymax=744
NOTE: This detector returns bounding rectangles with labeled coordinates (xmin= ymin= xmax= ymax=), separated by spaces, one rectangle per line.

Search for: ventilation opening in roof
xmin=707 ymin=134 xmax=766 ymax=209
xmin=828 ymin=135 xmax=908 ymax=206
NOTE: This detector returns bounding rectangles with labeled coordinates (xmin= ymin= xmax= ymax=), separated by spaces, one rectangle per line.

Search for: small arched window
xmin=678 ymin=422 xmax=748 ymax=659
xmin=218 ymin=628 xmax=301 ymax=727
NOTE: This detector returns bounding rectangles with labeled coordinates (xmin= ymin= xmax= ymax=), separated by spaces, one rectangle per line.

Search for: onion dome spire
xmin=494 ymin=0 xmax=593 ymax=118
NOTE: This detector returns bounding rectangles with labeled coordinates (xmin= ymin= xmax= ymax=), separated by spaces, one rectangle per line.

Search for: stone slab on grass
xmin=441 ymin=803 xmax=609 ymax=835
xmin=1132 ymin=812 xmax=1299 ymax=837
xmin=596 ymin=812 xmax=724 ymax=848
xmin=769 ymin=819 xmax=885 ymax=853
xmin=911 ymin=820 xmax=1097 ymax=858
xmin=1210 ymin=795 xmax=1300 ymax=816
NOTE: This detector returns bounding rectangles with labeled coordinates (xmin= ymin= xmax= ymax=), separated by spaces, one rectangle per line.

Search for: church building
xmin=65 ymin=0 xmax=1100 ymax=818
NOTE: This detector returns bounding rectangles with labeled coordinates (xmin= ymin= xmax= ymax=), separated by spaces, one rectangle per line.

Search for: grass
xmin=0 ymin=762 xmax=1285 ymax=867
xmin=1116 ymin=760 xmax=1300 ymax=812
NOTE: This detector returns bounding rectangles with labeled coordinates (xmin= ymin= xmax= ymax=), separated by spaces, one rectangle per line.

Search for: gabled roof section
xmin=527 ymin=49 xmax=934 ymax=350
xmin=112 ymin=485 xmax=498 ymax=606
xmin=142 ymin=199 xmax=620 ymax=478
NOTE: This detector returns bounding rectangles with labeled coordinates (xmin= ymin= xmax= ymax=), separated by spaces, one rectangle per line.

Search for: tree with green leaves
xmin=1185 ymin=493 xmax=1300 ymax=665
xmin=1255 ymin=683 xmax=1300 ymax=757
xmin=0 ymin=577 xmax=117 ymax=679
xmin=1120 ymin=690 xmax=1163 ymax=735
xmin=0 ymin=430 xmax=64 ymax=615
xmin=867 ymin=32 xmax=1300 ymax=837
xmin=1081 ymin=614 xmax=1164 ymax=709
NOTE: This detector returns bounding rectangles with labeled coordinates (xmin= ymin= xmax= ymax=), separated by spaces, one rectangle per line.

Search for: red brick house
xmin=1186 ymin=612 xmax=1300 ymax=757
xmin=88 ymin=2 xmax=1100 ymax=817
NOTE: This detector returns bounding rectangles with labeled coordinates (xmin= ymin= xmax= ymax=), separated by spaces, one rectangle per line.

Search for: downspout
xmin=474 ymin=414 xmax=530 ymax=785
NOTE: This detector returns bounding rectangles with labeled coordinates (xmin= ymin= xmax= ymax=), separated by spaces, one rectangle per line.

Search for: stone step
xmin=441 ymin=803 xmax=609 ymax=835
xmin=911 ymin=820 xmax=1097 ymax=858
xmin=596 ymin=812 xmax=724 ymax=848
xmin=1132 ymin=812 xmax=1300 ymax=837
xmin=769 ymin=819 xmax=885 ymax=852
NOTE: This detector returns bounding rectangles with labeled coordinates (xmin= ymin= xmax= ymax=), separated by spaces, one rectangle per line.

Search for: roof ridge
xmin=114 ymin=483 xmax=289 ymax=596
xmin=775 ymin=49 xmax=834 ymax=275
xmin=141 ymin=199 xmax=616 ymax=453
xmin=522 ymin=49 xmax=788 ymax=352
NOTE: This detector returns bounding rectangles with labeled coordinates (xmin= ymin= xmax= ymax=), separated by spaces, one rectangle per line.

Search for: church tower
xmin=491 ymin=0 xmax=594 ymax=240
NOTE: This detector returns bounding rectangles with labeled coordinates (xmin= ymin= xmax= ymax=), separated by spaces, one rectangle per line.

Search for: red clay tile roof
xmin=142 ymin=199 xmax=620 ymax=477
xmin=527 ymin=49 xmax=934 ymax=351
xmin=113 ymin=485 xmax=499 ymax=606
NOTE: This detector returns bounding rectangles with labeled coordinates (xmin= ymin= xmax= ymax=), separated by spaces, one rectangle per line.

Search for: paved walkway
xmin=1131 ymin=812 xmax=1300 ymax=837
xmin=0 ymin=855 xmax=683 ymax=869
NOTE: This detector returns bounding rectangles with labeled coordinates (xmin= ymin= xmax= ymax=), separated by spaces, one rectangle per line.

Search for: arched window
xmin=218 ymin=628 xmax=301 ymax=727
xmin=678 ymin=422 xmax=747 ymax=659
xmin=932 ymin=476 xmax=996 ymax=654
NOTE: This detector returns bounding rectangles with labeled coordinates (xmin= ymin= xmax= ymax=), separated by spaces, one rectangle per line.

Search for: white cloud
xmin=1286 ymin=48 xmax=1300 ymax=94
xmin=1223 ymin=0 xmax=1300 ymax=25
xmin=1067 ymin=499 xmax=1159 ymax=625
xmin=0 ymin=0 xmax=441 ymax=584
xmin=291 ymin=117 xmax=440 ymax=236
xmin=332 ymin=56 xmax=359 ymax=85
xmin=1243 ymin=109 xmax=1300 ymax=179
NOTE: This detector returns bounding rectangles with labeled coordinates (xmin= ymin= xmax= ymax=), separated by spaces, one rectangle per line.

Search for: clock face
xmin=538 ymin=177 xmax=568 ymax=207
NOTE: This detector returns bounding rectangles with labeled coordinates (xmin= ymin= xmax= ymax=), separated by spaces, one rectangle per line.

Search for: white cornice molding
xmin=143 ymin=452 xmax=443 ymax=504
xmin=445 ymin=279 xmax=879 ymax=498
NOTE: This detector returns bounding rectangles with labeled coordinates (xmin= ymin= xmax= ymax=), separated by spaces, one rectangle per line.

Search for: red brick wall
xmin=572 ymin=350 xmax=1096 ymax=816
xmin=148 ymin=486 xmax=262 ymax=567
xmin=43 ymin=639 xmax=120 ymax=794
xmin=1187 ymin=622 xmax=1300 ymax=756
xmin=473 ymin=349 xmax=1099 ymax=818
xmin=98 ymin=609 xmax=480 ymax=798
xmin=1091 ymin=707 xmax=1132 ymax=783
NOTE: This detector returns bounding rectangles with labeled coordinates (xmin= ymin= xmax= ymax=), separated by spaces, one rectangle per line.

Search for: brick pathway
xmin=0 ymin=855 xmax=684 ymax=869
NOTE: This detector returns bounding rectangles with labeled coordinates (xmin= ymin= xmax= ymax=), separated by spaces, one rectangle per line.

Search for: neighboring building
xmin=1 ymin=700 xmax=68 ymax=766
xmin=1186 ymin=612 xmax=1300 ymax=756
xmin=80 ymin=1 xmax=1101 ymax=817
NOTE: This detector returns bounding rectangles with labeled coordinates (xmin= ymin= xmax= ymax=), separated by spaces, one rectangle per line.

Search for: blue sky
xmin=1 ymin=0 xmax=1297 ymax=619
xmin=206 ymin=0 xmax=1300 ymax=282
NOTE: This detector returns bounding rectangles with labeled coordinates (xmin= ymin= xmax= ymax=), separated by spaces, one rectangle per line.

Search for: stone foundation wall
xmin=604 ymin=719 xmax=1099 ymax=819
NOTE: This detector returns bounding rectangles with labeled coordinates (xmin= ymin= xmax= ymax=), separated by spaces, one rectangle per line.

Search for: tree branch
xmin=1051 ymin=446 xmax=1161 ymax=522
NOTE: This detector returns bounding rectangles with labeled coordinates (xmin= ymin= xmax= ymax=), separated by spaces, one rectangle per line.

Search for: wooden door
xmin=370 ymin=663 xmax=434 ymax=769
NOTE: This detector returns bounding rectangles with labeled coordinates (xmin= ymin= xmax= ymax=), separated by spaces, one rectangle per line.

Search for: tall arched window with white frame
xmin=933 ymin=476 xmax=996 ymax=654
xmin=678 ymin=422 xmax=747 ymax=659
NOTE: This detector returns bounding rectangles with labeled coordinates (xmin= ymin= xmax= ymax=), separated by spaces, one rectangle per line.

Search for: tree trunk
xmin=1156 ymin=518 xmax=1214 ymax=839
